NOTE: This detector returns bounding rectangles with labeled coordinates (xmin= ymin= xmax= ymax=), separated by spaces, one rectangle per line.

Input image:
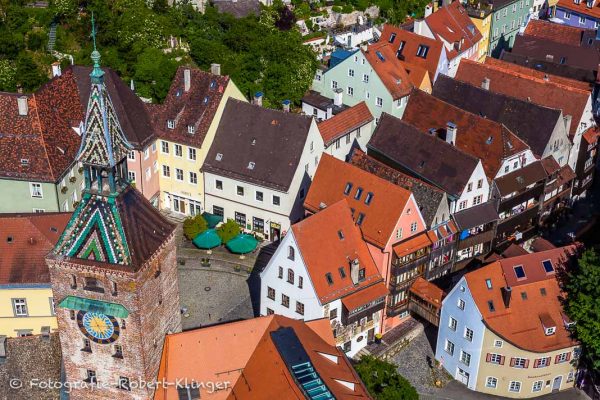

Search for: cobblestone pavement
xmin=178 ymin=266 xmax=254 ymax=331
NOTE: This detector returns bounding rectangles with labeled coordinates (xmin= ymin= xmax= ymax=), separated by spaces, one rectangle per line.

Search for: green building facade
xmin=488 ymin=0 xmax=532 ymax=57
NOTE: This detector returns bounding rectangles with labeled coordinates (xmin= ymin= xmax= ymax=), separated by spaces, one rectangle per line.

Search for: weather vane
xmin=91 ymin=12 xmax=97 ymax=52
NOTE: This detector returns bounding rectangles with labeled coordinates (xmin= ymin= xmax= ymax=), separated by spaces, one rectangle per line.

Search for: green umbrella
xmin=192 ymin=229 xmax=222 ymax=249
xmin=226 ymin=234 xmax=259 ymax=254
xmin=201 ymin=212 xmax=223 ymax=229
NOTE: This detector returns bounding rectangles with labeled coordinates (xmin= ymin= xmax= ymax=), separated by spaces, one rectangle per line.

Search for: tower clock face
xmin=77 ymin=311 xmax=120 ymax=344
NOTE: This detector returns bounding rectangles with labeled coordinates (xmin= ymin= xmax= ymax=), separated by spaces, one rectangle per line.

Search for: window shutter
xmin=566 ymin=352 xmax=571 ymax=361
xmin=533 ymin=359 xmax=539 ymax=368
xmin=546 ymin=357 xmax=551 ymax=366
xmin=510 ymin=357 xmax=515 ymax=367
xmin=486 ymin=353 xmax=491 ymax=362
xmin=555 ymin=355 xmax=560 ymax=364
xmin=500 ymin=356 xmax=506 ymax=365
xmin=524 ymin=359 xmax=530 ymax=368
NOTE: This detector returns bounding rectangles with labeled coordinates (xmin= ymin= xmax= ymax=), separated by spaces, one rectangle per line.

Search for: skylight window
xmin=488 ymin=300 xmax=495 ymax=312
xmin=485 ymin=279 xmax=492 ymax=290
xmin=365 ymin=192 xmax=373 ymax=205
xmin=514 ymin=265 xmax=526 ymax=280
xmin=210 ymin=80 xmax=216 ymax=89
xmin=204 ymin=96 xmax=209 ymax=104
xmin=337 ymin=230 xmax=344 ymax=240
xmin=540 ymin=288 xmax=547 ymax=296
xmin=20 ymin=159 xmax=29 ymax=166
xmin=521 ymin=291 xmax=528 ymax=300
xmin=388 ymin=33 xmax=396 ymax=43
xmin=354 ymin=187 xmax=363 ymax=200
xmin=356 ymin=212 xmax=365 ymax=226
xmin=344 ymin=182 xmax=353 ymax=195
xmin=339 ymin=267 xmax=346 ymax=279
xmin=215 ymin=153 xmax=223 ymax=161
xmin=325 ymin=273 xmax=334 ymax=285
xmin=486 ymin=136 xmax=493 ymax=144
xmin=542 ymin=260 xmax=554 ymax=273
xmin=376 ymin=51 xmax=385 ymax=62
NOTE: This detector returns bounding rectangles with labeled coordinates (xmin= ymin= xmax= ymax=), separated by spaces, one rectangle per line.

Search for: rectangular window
xmin=508 ymin=381 xmax=521 ymax=393
xmin=86 ymin=370 xmax=97 ymax=384
xmin=234 ymin=212 xmax=246 ymax=227
xmin=489 ymin=353 xmax=502 ymax=364
xmin=464 ymin=327 xmax=474 ymax=341
xmin=237 ymin=186 xmax=244 ymax=196
xmin=267 ymin=287 xmax=275 ymax=300
xmin=30 ymin=183 xmax=43 ymax=198
xmin=376 ymin=97 xmax=383 ymax=107
xmin=511 ymin=357 xmax=528 ymax=368
xmin=255 ymin=191 xmax=263 ymax=202
xmin=188 ymin=148 xmax=197 ymax=161
xmin=449 ymin=316 xmax=457 ymax=331
xmin=144 ymin=148 xmax=149 ymax=160
xmin=457 ymin=298 xmax=465 ymax=310
xmin=167 ymin=120 xmax=175 ymax=129
xmin=416 ymin=45 xmax=429 ymax=58
xmin=162 ymin=165 xmax=170 ymax=178
xmin=331 ymin=80 xmax=338 ymax=89
xmin=273 ymin=195 xmax=280 ymax=206
xmin=555 ymin=352 xmax=569 ymax=363
xmin=128 ymin=151 xmax=135 ymax=160
xmin=212 ymin=206 xmax=224 ymax=217
xmin=128 ymin=171 xmax=136 ymax=182
xmin=298 ymin=276 xmax=303 ymax=289
xmin=175 ymin=168 xmax=184 ymax=181
xmin=189 ymin=172 xmax=197 ymax=185
xmin=252 ymin=217 xmax=264 ymax=233
xmin=410 ymin=222 xmax=418 ymax=232
xmin=330 ymin=308 xmax=338 ymax=320
xmin=348 ymin=68 xmax=354 ymax=77
xmin=362 ymin=74 xmax=369 ymax=83
xmin=281 ymin=294 xmax=290 ymax=308
xmin=187 ymin=125 xmax=195 ymax=134
xmin=296 ymin=301 xmax=304 ymax=315
xmin=347 ymin=86 xmax=354 ymax=96
xmin=278 ymin=266 xmax=283 ymax=279
xmin=12 ymin=298 xmax=28 ymax=316
xmin=477 ymin=179 xmax=483 ymax=189
xmin=174 ymin=144 xmax=183 ymax=157
xmin=215 ymin=180 xmax=223 ymax=190
xmin=486 ymin=377 xmax=497 ymax=388
xmin=444 ymin=340 xmax=455 ymax=356
xmin=459 ymin=200 xmax=468 ymax=210
xmin=161 ymin=141 xmax=169 ymax=153
xmin=534 ymin=357 xmax=550 ymax=368
xmin=532 ymin=380 xmax=543 ymax=392
xmin=460 ymin=350 xmax=471 ymax=366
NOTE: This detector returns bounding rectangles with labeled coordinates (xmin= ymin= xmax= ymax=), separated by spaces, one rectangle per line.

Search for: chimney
xmin=130 ymin=79 xmax=135 ymax=91
xmin=543 ymin=73 xmax=549 ymax=81
xmin=333 ymin=88 xmax=343 ymax=107
xmin=17 ymin=96 xmax=28 ymax=116
xmin=326 ymin=104 xmax=333 ymax=119
xmin=51 ymin=62 xmax=61 ymax=77
xmin=350 ymin=258 xmax=360 ymax=285
xmin=253 ymin=91 xmax=263 ymax=106
xmin=210 ymin=63 xmax=221 ymax=76
xmin=501 ymin=286 xmax=512 ymax=308
xmin=183 ymin=68 xmax=191 ymax=92
xmin=424 ymin=3 xmax=433 ymax=17
xmin=446 ymin=121 xmax=457 ymax=145
xmin=481 ymin=77 xmax=490 ymax=90
xmin=282 ymin=99 xmax=291 ymax=112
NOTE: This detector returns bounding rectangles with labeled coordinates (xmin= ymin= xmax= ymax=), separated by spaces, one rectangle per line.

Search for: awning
xmin=58 ymin=295 xmax=129 ymax=318
xmin=201 ymin=212 xmax=223 ymax=229
xmin=341 ymin=282 xmax=388 ymax=312
xmin=192 ymin=229 xmax=222 ymax=249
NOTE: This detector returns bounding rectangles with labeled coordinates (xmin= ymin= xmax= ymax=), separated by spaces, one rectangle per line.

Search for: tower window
xmin=111 ymin=281 xmax=118 ymax=296
xmin=70 ymin=275 xmax=77 ymax=289
xmin=113 ymin=344 xmax=123 ymax=359
xmin=85 ymin=370 xmax=97 ymax=384
xmin=83 ymin=277 xmax=104 ymax=293
xmin=118 ymin=377 xmax=131 ymax=391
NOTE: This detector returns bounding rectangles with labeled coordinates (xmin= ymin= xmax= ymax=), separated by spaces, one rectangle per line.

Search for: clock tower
xmin=46 ymin=19 xmax=182 ymax=400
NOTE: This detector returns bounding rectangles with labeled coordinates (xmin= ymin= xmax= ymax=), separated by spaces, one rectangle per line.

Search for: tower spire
xmin=90 ymin=12 xmax=104 ymax=84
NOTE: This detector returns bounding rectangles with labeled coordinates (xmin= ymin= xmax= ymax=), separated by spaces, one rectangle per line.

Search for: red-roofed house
xmin=0 ymin=212 xmax=70 ymax=337
xmin=260 ymin=200 xmax=388 ymax=356
xmin=317 ymin=101 xmax=374 ymax=160
xmin=414 ymin=1 xmax=483 ymax=77
xmin=435 ymin=245 xmax=580 ymax=397
xmin=304 ymin=154 xmax=428 ymax=331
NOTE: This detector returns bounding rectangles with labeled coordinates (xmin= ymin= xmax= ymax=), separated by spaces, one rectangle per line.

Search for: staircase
xmin=47 ymin=22 xmax=57 ymax=52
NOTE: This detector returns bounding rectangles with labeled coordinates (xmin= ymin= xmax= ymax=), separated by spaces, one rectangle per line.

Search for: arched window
xmin=288 ymin=246 xmax=295 ymax=261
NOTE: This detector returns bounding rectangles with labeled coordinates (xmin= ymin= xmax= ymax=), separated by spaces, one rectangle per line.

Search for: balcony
xmin=341 ymin=298 xmax=385 ymax=326
xmin=334 ymin=318 xmax=375 ymax=345
xmin=457 ymin=228 xmax=495 ymax=250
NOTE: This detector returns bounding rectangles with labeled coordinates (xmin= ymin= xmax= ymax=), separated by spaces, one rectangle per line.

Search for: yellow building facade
xmin=155 ymin=70 xmax=247 ymax=216
xmin=467 ymin=6 xmax=493 ymax=62
xmin=475 ymin=327 xmax=578 ymax=398
xmin=0 ymin=286 xmax=57 ymax=337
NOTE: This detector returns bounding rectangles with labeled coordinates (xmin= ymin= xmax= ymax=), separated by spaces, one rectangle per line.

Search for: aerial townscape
xmin=1 ymin=0 xmax=600 ymax=398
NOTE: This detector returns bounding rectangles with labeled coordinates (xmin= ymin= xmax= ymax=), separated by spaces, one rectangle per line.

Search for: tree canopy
xmin=562 ymin=249 xmax=600 ymax=370
xmin=354 ymin=356 xmax=419 ymax=400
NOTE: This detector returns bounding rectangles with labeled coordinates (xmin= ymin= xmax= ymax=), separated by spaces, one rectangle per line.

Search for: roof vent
xmin=20 ymin=158 xmax=29 ymax=166
xmin=247 ymin=162 xmax=255 ymax=170
xmin=319 ymin=202 xmax=327 ymax=209
xmin=215 ymin=153 xmax=223 ymax=161
xmin=486 ymin=136 xmax=493 ymax=144
xmin=251 ymin=138 xmax=256 ymax=145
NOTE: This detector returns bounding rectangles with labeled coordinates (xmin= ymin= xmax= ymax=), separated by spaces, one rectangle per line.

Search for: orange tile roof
xmin=154 ymin=315 xmax=372 ymax=400
xmin=524 ymin=19 xmax=591 ymax=46
xmin=341 ymin=282 xmax=388 ymax=312
xmin=558 ymin=0 xmax=600 ymax=20
xmin=292 ymin=199 xmax=386 ymax=304
xmin=465 ymin=246 xmax=579 ymax=353
xmin=583 ymin=126 xmax=600 ymax=145
xmin=410 ymin=276 xmax=445 ymax=306
xmin=392 ymin=232 xmax=432 ymax=258
xmin=424 ymin=1 xmax=483 ymax=60
xmin=363 ymin=42 xmax=414 ymax=100
xmin=401 ymin=61 xmax=431 ymax=91
xmin=380 ymin=24 xmax=444 ymax=81
xmin=402 ymin=90 xmax=529 ymax=178
xmin=304 ymin=154 xmax=412 ymax=249
xmin=455 ymin=58 xmax=591 ymax=137
xmin=317 ymin=102 xmax=373 ymax=146
xmin=0 ymin=213 xmax=71 ymax=285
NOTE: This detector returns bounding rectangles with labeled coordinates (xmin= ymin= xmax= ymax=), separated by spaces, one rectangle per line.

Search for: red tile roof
xmin=0 ymin=213 xmax=71 ymax=285
xmin=317 ymin=101 xmax=373 ymax=146
xmin=524 ymin=19 xmax=593 ymax=46
xmin=363 ymin=43 xmax=414 ymax=100
xmin=341 ymin=282 xmax=388 ymax=312
xmin=465 ymin=246 xmax=579 ymax=352
xmin=424 ymin=1 xmax=483 ymax=60
xmin=557 ymin=0 xmax=600 ymax=20
xmin=154 ymin=315 xmax=372 ymax=400
xmin=292 ymin=199 xmax=386 ymax=304
xmin=402 ymin=90 xmax=529 ymax=178
xmin=455 ymin=58 xmax=592 ymax=137
xmin=583 ymin=126 xmax=600 ymax=145
xmin=305 ymin=154 xmax=412 ymax=249
xmin=410 ymin=276 xmax=445 ymax=306
xmin=151 ymin=66 xmax=232 ymax=148
xmin=380 ymin=24 xmax=444 ymax=81
xmin=393 ymin=232 xmax=432 ymax=257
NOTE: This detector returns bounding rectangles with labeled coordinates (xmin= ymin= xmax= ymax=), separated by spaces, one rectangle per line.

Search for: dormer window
xmin=215 ymin=153 xmax=223 ymax=161
xmin=416 ymin=45 xmax=429 ymax=58
xmin=365 ymin=192 xmax=373 ymax=205
xmin=513 ymin=265 xmax=526 ymax=280
xmin=388 ymin=33 xmax=396 ymax=43
xmin=545 ymin=326 xmax=556 ymax=335
xmin=542 ymin=260 xmax=554 ymax=273
xmin=247 ymin=162 xmax=255 ymax=170
xmin=354 ymin=187 xmax=363 ymax=200
xmin=167 ymin=120 xmax=175 ymax=129
xmin=187 ymin=125 xmax=195 ymax=134
xmin=344 ymin=182 xmax=353 ymax=195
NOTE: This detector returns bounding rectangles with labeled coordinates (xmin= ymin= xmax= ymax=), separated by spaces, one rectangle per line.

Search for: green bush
xmin=183 ymin=214 xmax=208 ymax=240
xmin=354 ymin=356 xmax=418 ymax=400
xmin=332 ymin=5 xmax=343 ymax=12
xmin=341 ymin=4 xmax=354 ymax=13
xmin=217 ymin=219 xmax=240 ymax=243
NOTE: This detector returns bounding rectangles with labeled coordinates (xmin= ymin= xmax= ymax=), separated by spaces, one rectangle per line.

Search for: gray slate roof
xmin=432 ymin=75 xmax=562 ymax=157
xmin=367 ymin=113 xmax=478 ymax=198
xmin=500 ymin=51 xmax=597 ymax=84
xmin=203 ymin=99 xmax=313 ymax=192
xmin=453 ymin=201 xmax=499 ymax=230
